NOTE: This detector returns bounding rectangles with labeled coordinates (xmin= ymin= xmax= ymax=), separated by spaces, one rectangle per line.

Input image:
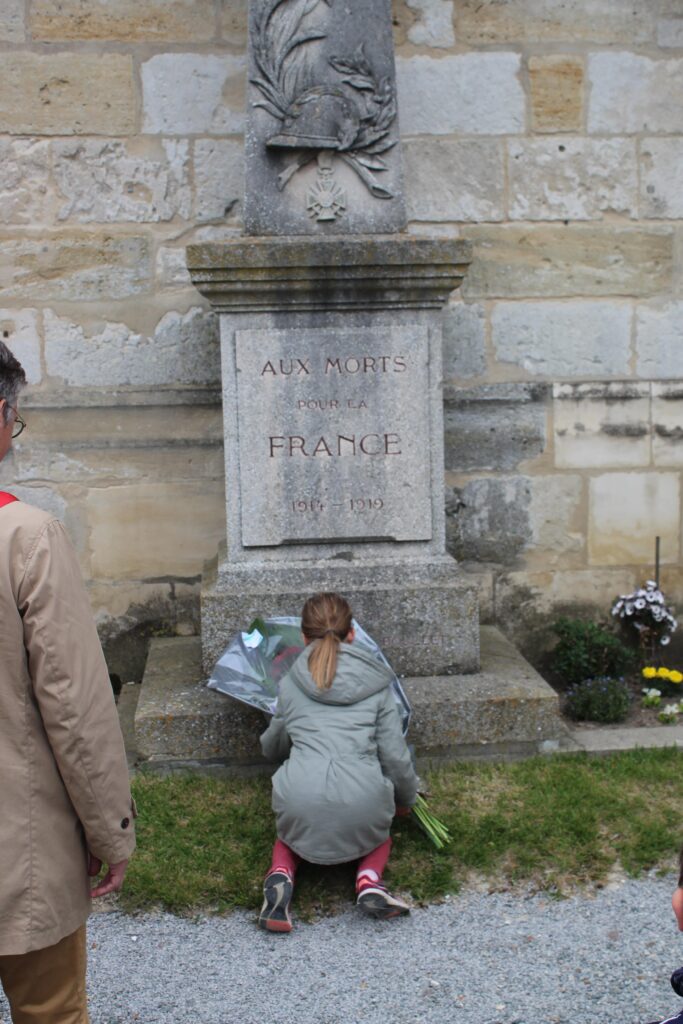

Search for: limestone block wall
xmin=0 ymin=0 xmax=681 ymax=671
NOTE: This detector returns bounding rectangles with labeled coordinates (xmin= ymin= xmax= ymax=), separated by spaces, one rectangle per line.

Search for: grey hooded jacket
xmin=260 ymin=642 xmax=418 ymax=864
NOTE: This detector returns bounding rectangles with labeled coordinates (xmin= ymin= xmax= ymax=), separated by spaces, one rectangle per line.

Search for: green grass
xmin=122 ymin=748 xmax=683 ymax=917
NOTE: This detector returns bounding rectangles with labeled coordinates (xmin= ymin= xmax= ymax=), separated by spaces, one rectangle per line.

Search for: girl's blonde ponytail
xmin=301 ymin=593 xmax=353 ymax=690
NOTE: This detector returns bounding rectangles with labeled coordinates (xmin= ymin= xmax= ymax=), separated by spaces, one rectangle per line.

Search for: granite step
xmin=116 ymin=680 xmax=142 ymax=772
xmin=134 ymin=626 xmax=569 ymax=771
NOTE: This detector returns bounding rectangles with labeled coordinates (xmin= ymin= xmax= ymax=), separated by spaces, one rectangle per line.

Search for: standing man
xmin=0 ymin=340 xmax=136 ymax=1023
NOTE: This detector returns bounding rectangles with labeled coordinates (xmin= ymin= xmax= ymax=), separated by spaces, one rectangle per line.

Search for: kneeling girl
xmin=259 ymin=591 xmax=418 ymax=932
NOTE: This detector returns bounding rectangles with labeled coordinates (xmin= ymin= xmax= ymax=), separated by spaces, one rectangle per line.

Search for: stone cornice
xmin=186 ymin=236 xmax=472 ymax=312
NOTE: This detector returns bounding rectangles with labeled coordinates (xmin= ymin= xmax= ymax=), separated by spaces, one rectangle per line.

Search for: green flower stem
xmin=412 ymin=794 xmax=452 ymax=850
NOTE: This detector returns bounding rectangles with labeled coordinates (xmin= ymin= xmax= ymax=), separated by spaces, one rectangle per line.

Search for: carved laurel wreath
xmin=251 ymin=0 xmax=397 ymax=198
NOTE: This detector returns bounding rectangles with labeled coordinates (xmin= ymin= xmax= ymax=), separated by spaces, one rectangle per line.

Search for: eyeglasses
xmin=9 ymin=408 xmax=26 ymax=439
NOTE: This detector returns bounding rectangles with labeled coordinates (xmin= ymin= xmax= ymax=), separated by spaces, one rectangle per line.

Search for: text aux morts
xmin=262 ymin=352 xmax=407 ymax=458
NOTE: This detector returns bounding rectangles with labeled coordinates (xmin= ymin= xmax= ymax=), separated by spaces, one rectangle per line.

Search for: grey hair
xmin=0 ymin=341 xmax=27 ymax=425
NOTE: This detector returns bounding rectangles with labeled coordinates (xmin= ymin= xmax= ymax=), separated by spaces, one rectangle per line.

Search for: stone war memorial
xmin=135 ymin=0 xmax=564 ymax=767
xmin=2 ymin=0 xmax=682 ymax=766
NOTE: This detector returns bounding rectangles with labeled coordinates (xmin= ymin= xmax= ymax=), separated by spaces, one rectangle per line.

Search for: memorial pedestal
xmin=134 ymin=236 xmax=566 ymax=766
xmin=201 ymin=555 xmax=479 ymax=676
xmin=188 ymin=236 xmax=479 ymax=676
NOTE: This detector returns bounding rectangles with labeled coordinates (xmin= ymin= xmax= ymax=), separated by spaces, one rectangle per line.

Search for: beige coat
xmin=0 ymin=500 xmax=136 ymax=955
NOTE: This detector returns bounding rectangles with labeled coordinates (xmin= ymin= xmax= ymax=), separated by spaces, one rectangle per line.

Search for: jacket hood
xmin=288 ymin=642 xmax=393 ymax=705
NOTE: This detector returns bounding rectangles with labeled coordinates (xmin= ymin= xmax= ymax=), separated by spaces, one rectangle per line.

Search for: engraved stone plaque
xmin=236 ymin=325 xmax=432 ymax=545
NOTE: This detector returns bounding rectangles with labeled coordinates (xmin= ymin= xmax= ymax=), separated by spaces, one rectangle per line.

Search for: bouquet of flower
xmin=208 ymin=615 xmax=411 ymax=734
xmin=412 ymin=794 xmax=452 ymax=850
xmin=611 ymin=580 xmax=677 ymax=655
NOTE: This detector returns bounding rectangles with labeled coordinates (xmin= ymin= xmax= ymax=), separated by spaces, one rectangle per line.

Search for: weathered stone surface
xmin=218 ymin=0 xmax=248 ymax=46
xmin=404 ymin=138 xmax=504 ymax=222
xmin=459 ymin=567 xmax=494 ymax=623
xmin=588 ymin=472 xmax=680 ymax=565
xmin=244 ymin=0 xmax=405 ymax=236
xmin=675 ymin=229 xmax=683 ymax=296
xmin=15 ymin=404 xmax=222 ymax=446
xmin=492 ymin=301 xmax=632 ymax=377
xmin=142 ymin=54 xmax=246 ymax=134
xmin=95 ymin=578 xmax=201 ymax=684
xmin=0 ymin=141 xmax=50 ymax=226
xmin=44 ymin=307 xmax=220 ymax=387
xmin=553 ymin=382 xmax=652 ymax=470
xmin=53 ymin=139 xmax=191 ymax=223
xmin=87 ymin=481 xmax=225 ymax=579
xmin=442 ymin=303 xmax=486 ymax=380
xmin=235 ymin=325 xmax=432 ymax=546
xmin=7 ymin=442 xmax=223 ymax=489
xmin=187 ymin=237 xmax=472 ymax=313
xmin=462 ymin=225 xmax=672 ymax=300
xmin=448 ymin=475 xmax=586 ymax=576
xmin=92 ymin=578 xmax=201 ymax=633
xmin=396 ymin=54 xmax=525 ymax=135
xmin=637 ymin=301 xmax=683 ymax=379
xmin=653 ymin=383 xmax=683 ymax=468
xmin=136 ymin=637 xmax=266 ymax=765
xmin=446 ymin=476 xmax=532 ymax=565
xmin=528 ymin=56 xmax=583 ymax=133
xmin=202 ymin=557 xmax=480 ymax=676
xmin=495 ymin=566 xmax=638 ymax=658
xmin=456 ymin=0 xmax=658 ymax=44
xmin=444 ymin=383 xmax=547 ymax=472
xmin=0 ymin=0 xmax=24 ymax=41
xmin=508 ymin=138 xmax=637 ymax=220
xmin=0 ymin=54 xmax=136 ymax=135
xmin=406 ymin=0 xmax=455 ymax=47
xmin=641 ymin=139 xmax=683 ymax=219
xmin=527 ymin=474 xmax=584 ymax=565
xmin=155 ymin=247 xmax=193 ymax=288
xmin=588 ymin=53 xmax=683 ymax=134
xmin=404 ymin=626 xmax=565 ymax=756
xmin=653 ymin=382 xmax=683 ymax=467
xmin=0 ymin=234 xmax=151 ymax=302
xmin=136 ymin=629 xmax=564 ymax=765
xmin=194 ymin=139 xmax=244 ymax=223
xmin=30 ymin=0 xmax=216 ymax=41
xmin=658 ymin=17 xmax=683 ymax=47
xmin=0 ymin=309 xmax=41 ymax=384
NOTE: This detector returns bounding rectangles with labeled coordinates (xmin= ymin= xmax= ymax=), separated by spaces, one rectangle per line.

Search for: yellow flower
xmin=669 ymin=670 xmax=683 ymax=684
xmin=657 ymin=667 xmax=671 ymax=679
xmin=642 ymin=666 xmax=657 ymax=679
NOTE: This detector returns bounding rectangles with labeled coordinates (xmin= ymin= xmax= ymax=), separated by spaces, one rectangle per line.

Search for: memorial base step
xmin=135 ymin=627 xmax=568 ymax=771
xmin=201 ymin=555 xmax=480 ymax=678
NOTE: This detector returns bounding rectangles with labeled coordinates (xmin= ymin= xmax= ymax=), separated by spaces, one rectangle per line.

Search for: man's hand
xmin=394 ymin=805 xmax=412 ymax=817
xmin=88 ymin=853 xmax=129 ymax=898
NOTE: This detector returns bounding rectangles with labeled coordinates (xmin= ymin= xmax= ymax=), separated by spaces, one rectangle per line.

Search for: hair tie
xmin=324 ymin=629 xmax=339 ymax=638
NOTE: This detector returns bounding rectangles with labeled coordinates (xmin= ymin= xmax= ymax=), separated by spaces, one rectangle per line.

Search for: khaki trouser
xmin=0 ymin=927 xmax=89 ymax=1024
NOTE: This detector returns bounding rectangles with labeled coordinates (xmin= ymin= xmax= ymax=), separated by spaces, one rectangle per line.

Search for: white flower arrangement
xmin=612 ymin=580 xmax=677 ymax=647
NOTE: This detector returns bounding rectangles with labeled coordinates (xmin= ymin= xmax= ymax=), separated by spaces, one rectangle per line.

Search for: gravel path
xmin=2 ymin=875 xmax=682 ymax=1024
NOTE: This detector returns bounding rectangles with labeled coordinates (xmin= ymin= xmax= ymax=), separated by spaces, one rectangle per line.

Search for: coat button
xmin=121 ymin=817 xmax=130 ymax=829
